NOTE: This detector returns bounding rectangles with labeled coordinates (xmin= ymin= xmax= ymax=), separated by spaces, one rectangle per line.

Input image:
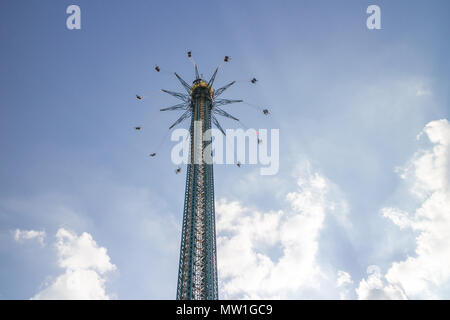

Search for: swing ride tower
xmin=177 ymin=77 xmax=217 ymax=300
xmin=160 ymin=64 xmax=242 ymax=300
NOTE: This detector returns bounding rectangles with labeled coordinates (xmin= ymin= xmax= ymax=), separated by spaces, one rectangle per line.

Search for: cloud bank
xmin=356 ymin=119 xmax=450 ymax=299
xmin=217 ymin=165 xmax=346 ymax=299
xmin=32 ymin=228 xmax=116 ymax=300
xmin=14 ymin=229 xmax=46 ymax=246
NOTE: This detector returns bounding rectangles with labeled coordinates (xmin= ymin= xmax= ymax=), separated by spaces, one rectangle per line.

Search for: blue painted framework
xmin=176 ymin=83 xmax=218 ymax=300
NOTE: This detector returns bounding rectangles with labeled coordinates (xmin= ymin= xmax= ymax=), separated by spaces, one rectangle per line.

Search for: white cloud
xmin=14 ymin=229 xmax=46 ymax=246
xmin=337 ymin=270 xmax=353 ymax=287
xmin=375 ymin=119 xmax=450 ymax=299
xmin=32 ymin=228 xmax=116 ymax=300
xmin=336 ymin=270 xmax=354 ymax=300
xmin=356 ymin=265 xmax=406 ymax=300
xmin=217 ymin=164 xmax=344 ymax=299
xmin=381 ymin=208 xmax=412 ymax=230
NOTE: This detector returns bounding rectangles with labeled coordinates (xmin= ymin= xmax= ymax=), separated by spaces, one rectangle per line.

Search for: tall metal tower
xmin=160 ymin=64 xmax=242 ymax=300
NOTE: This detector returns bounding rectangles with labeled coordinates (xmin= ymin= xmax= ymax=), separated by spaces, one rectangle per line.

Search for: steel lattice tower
xmin=160 ymin=65 xmax=242 ymax=300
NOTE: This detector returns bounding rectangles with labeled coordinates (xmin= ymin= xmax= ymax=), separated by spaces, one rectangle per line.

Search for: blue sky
xmin=0 ymin=0 xmax=449 ymax=299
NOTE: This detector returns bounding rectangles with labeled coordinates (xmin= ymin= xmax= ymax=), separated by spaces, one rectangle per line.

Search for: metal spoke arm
xmin=208 ymin=67 xmax=219 ymax=87
xmin=161 ymin=89 xmax=190 ymax=102
xmin=174 ymin=73 xmax=192 ymax=93
xmin=160 ymin=103 xmax=189 ymax=112
xmin=212 ymin=115 xmax=226 ymax=136
xmin=213 ymin=107 xmax=239 ymax=121
xmin=195 ymin=64 xmax=200 ymax=80
xmin=213 ymin=98 xmax=243 ymax=107
xmin=169 ymin=110 xmax=192 ymax=129
xmin=214 ymin=81 xmax=235 ymax=98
